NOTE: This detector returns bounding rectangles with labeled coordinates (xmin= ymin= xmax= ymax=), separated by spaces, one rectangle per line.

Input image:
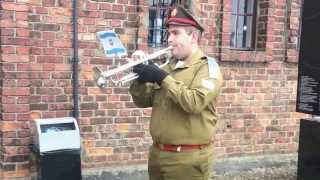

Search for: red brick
xmin=49 ymin=103 xmax=73 ymax=110
xmin=86 ymin=1 xmax=99 ymax=10
xmin=2 ymin=97 xmax=15 ymax=104
xmin=3 ymin=88 xmax=30 ymax=96
xmin=16 ymin=29 xmax=30 ymax=37
xmin=2 ymin=114 xmax=16 ymax=121
xmin=112 ymin=4 xmax=124 ymax=12
xmin=30 ymin=47 xmax=41 ymax=55
xmin=1 ymin=37 xmax=30 ymax=46
xmin=2 ymin=104 xmax=29 ymax=113
xmin=100 ymin=3 xmax=112 ymax=10
xmin=42 ymin=32 xmax=55 ymax=40
xmin=1 ymin=2 xmax=29 ymax=12
xmin=1 ymin=29 xmax=15 ymax=36
xmin=49 ymin=8 xmax=72 ymax=16
xmin=52 ymin=72 xmax=71 ymax=79
xmin=52 ymin=40 xmax=72 ymax=48
xmin=16 ymin=12 xmax=29 ymax=21
xmin=36 ymin=56 xmax=63 ymax=63
xmin=17 ymin=97 xmax=29 ymax=104
xmin=43 ymin=48 xmax=56 ymax=55
xmin=55 ymin=64 xmax=71 ymax=71
xmin=42 ymin=112 xmax=56 ymax=118
xmin=57 ymin=49 xmax=72 ymax=56
xmin=16 ymin=47 xmax=30 ymax=55
xmin=34 ymin=24 xmax=60 ymax=31
xmin=17 ymin=113 xmax=30 ymax=121
xmin=56 ymin=111 xmax=70 ymax=117
xmin=0 ymin=122 xmax=24 ymax=131
xmin=81 ymin=18 xmax=95 ymax=25
xmin=36 ymin=88 xmax=62 ymax=95
xmin=1 ymin=47 xmax=15 ymax=55
xmin=3 ymin=79 xmax=16 ymax=87
xmin=43 ymin=0 xmax=55 ymax=7
xmin=34 ymin=7 xmax=49 ymax=14
xmin=1 ymin=20 xmax=29 ymax=28
xmin=16 ymin=64 xmax=29 ymax=71
xmin=2 ymin=131 xmax=17 ymax=138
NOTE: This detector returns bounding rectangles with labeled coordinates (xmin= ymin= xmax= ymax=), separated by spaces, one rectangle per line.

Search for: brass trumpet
xmin=93 ymin=46 xmax=173 ymax=87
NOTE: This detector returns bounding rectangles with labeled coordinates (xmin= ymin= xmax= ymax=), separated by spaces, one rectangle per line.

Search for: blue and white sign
xmin=97 ymin=30 xmax=127 ymax=58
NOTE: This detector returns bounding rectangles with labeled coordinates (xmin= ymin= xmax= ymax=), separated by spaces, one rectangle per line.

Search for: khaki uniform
xmin=129 ymin=48 xmax=223 ymax=180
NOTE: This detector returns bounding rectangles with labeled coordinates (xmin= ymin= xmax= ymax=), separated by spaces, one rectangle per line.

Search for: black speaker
xmin=38 ymin=150 xmax=82 ymax=180
xmin=297 ymin=119 xmax=320 ymax=180
xmin=296 ymin=0 xmax=320 ymax=115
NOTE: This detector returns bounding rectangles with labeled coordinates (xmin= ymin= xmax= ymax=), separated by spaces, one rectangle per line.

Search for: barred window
xmin=231 ymin=0 xmax=257 ymax=49
xmin=148 ymin=0 xmax=177 ymax=48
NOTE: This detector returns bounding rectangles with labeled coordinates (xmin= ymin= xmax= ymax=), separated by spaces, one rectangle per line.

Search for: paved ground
xmin=212 ymin=166 xmax=296 ymax=180
xmin=77 ymin=154 xmax=298 ymax=180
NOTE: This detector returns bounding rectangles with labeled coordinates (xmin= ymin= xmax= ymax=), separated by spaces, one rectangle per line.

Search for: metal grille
xmin=230 ymin=0 xmax=257 ymax=49
xmin=148 ymin=0 xmax=180 ymax=47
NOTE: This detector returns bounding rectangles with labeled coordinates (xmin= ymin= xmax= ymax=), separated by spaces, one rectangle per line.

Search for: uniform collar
xmin=170 ymin=48 xmax=206 ymax=69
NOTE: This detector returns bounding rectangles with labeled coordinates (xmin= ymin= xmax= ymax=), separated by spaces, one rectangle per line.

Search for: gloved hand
xmin=133 ymin=63 xmax=168 ymax=84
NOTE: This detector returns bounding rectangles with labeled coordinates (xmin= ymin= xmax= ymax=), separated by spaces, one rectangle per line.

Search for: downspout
xmin=217 ymin=0 xmax=224 ymax=61
xmin=135 ymin=0 xmax=140 ymax=49
xmin=72 ymin=0 xmax=79 ymax=119
xmin=284 ymin=0 xmax=291 ymax=62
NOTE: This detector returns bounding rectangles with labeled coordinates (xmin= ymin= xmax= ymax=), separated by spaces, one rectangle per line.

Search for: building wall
xmin=0 ymin=0 xmax=305 ymax=179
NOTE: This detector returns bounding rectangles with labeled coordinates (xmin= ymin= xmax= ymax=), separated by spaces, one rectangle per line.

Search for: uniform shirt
xmin=129 ymin=48 xmax=223 ymax=145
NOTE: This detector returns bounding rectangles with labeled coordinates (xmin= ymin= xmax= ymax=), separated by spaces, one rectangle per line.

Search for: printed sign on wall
xmin=97 ymin=30 xmax=127 ymax=58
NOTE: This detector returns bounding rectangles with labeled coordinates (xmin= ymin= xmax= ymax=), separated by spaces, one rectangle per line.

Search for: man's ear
xmin=191 ymin=31 xmax=199 ymax=43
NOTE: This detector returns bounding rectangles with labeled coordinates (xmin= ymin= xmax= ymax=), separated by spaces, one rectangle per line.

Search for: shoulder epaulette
xmin=207 ymin=57 xmax=219 ymax=79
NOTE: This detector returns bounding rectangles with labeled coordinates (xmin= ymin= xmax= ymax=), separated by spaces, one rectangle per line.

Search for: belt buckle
xmin=176 ymin=146 xmax=181 ymax=152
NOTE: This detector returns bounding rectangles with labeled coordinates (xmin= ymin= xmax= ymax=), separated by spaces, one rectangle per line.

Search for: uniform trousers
xmin=148 ymin=144 xmax=214 ymax=180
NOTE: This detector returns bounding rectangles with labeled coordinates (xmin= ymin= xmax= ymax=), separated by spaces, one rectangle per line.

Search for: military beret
xmin=166 ymin=5 xmax=204 ymax=32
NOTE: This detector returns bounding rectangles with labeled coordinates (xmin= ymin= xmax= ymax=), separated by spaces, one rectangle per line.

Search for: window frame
xmin=148 ymin=0 xmax=184 ymax=48
xmin=230 ymin=0 xmax=257 ymax=50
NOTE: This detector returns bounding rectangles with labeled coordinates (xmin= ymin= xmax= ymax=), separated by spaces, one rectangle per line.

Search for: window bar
xmin=235 ymin=0 xmax=239 ymax=48
xmin=243 ymin=0 xmax=248 ymax=48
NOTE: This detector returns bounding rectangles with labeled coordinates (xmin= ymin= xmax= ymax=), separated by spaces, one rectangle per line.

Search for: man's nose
xmin=167 ymin=34 xmax=173 ymax=44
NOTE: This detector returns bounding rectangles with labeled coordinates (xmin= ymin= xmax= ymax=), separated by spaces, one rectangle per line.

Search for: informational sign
xmin=97 ymin=30 xmax=127 ymax=58
xmin=296 ymin=0 xmax=320 ymax=115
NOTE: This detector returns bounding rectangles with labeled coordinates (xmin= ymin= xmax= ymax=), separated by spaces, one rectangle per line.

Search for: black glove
xmin=133 ymin=63 xmax=168 ymax=84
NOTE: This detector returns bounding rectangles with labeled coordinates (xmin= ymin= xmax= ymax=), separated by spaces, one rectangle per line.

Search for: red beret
xmin=166 ymin=5 xmax=204 ymax=32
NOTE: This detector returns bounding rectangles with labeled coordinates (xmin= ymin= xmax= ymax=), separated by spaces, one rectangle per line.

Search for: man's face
xmin=167 ymin=25 xmax=195 ymax=60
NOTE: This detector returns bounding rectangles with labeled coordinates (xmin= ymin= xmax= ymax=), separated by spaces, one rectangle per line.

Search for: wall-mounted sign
xmin=97 ymin=30 xmax=127 ymax=58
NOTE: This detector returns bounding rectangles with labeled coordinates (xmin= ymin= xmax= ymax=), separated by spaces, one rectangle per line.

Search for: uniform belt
xmin=154 ymin=143 xmax=210 ymax=152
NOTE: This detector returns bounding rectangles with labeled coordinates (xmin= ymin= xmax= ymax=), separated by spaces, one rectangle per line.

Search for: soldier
xmin=129 ymin=4 xmax=223 ymax=180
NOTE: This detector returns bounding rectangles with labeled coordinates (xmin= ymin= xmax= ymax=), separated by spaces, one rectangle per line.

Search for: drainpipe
xmin=284 ymin=0 xmax=291 ymax=62
xmin=135 ymin=0 xmax=140 ymax=49
xmin=217 ymin=0 xmax=224 ymax=61
xmin=72 ymin=0 xmax=79 ymax=119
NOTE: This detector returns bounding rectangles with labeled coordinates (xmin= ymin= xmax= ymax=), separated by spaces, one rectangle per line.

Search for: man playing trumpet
xmin=129 ymin=5 xmax=223 ymax=180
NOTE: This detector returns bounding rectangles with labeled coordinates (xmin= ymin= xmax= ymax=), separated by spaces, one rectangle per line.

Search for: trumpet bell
xmin=93 ymin=67 xmax=107 ymax=88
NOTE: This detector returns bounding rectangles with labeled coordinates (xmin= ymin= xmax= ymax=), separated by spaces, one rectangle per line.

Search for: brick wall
xmin=215 ymin=60 xmax=303 ymax=157
xmin=0 ymin=0 xmax=304 ymax=179
xmin=1 ymin=0 xmax=31 ymax=178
